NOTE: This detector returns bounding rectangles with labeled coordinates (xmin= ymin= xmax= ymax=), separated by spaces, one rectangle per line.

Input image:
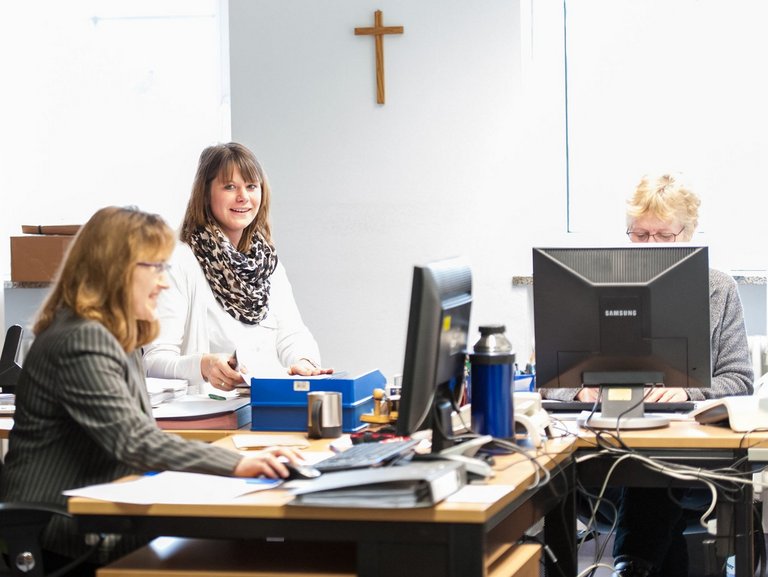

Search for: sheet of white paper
xmin=235 ymin=346 xmax=347 ymax=385
xmin=296 ymin=451 xmax=336 ymax=465
xmin=232 ymin=434 xmax=310 ymax=450
xmin=234 ymin=347 xmax=290 ymax=384
xmin=145 ymin=378 xmax=188 ymax=395
xmin=443 ymin=484 xmax=516 ymax=503
xmin=63 ymin=471 xmax=280 ymax=505
xmin=151 ymin=396 xmax=249 ymax=419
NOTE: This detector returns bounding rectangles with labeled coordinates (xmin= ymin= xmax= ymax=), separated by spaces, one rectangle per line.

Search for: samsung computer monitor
xmin=395 ymin=258 xmax=472 ymax=452
xmin=532 ymin=246 xmax=711 ymax=429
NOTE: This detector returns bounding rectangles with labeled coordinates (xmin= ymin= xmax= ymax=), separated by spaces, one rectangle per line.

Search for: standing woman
xmin=143 ymin=143 xmax=331 ymax=393
xmin=0 ymin=207 xmax=300 ymax=575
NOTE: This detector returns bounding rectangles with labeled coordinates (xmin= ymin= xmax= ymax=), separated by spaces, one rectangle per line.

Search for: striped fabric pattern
xmin=0 ymin=308 xmax=242 ymax=558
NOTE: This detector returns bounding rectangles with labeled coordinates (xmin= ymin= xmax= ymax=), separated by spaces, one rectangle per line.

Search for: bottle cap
xmin=473 ymin=324 xmax=513 ymax=354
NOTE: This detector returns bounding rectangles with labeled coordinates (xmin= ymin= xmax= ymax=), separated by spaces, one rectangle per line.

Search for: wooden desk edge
xmin=68 ymin=434 xmax=578 ymax=525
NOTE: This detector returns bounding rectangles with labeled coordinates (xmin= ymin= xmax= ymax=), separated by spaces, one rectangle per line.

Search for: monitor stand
xmin=576 ymin=373 xmax=670 ymax=430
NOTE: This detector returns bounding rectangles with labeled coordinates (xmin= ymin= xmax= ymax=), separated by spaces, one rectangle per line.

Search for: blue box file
xmin=249 ymin=369 xmax=386 ymax=432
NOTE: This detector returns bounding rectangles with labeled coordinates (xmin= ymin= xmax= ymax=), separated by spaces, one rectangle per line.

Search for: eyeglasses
xmin=626 ymin=227 xmax=685 ymax=243
xmin=136 ymin=262 xmax=171 ymax=274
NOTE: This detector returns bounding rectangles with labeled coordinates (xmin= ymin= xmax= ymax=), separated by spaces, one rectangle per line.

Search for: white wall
xmin=0 ymin=1 xmax=230 ymax=332
xmin=229 ymin=0 xmax=551 ymax=379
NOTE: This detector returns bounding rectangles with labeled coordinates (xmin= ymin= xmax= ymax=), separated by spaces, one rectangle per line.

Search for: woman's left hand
xmin=288 ymin=358 xmax=334 ymax=376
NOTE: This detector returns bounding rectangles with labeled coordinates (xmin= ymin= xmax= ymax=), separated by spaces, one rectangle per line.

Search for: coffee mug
xmin=307 ymin=391 xmax=342 ymax=439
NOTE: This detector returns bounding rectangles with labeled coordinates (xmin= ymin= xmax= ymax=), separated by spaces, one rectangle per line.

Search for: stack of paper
xmin=146 ymin=378 xmax=188 ymax=407
xmin=152 ymin=397 xmax=251 ymax=430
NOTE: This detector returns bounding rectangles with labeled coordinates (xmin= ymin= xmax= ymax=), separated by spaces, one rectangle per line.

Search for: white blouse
xmin=143 ymin=242 xmax=320 ymax=393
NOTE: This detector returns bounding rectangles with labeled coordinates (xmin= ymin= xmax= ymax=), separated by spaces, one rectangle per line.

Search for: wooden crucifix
xmin=354 ymin=10 xmax=404 ymax=105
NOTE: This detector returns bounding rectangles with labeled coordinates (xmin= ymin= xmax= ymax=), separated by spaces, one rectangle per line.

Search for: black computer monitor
xmin=395 ymin=258 xmax=472 ymax=452
xmin=532 ymin=245 xmax=711 ymax=429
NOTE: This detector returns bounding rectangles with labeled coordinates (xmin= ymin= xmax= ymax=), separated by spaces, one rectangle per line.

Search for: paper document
xmin=234 ymin=347 xmax=290 ymax=385
xmin=235 ymin=346 xmax=347 ymax=385
xmin=232 ymin=434 xmax=310 ymax=450
xmin=146 ymin=378 xmax=188 ymax=407
xmin=152 ymin=396 xmax=249 ymax=420
xmin=444 ymin=484 xmax=516 ymax=503
xmin=63 ymin=471 xmax=280 ymax=505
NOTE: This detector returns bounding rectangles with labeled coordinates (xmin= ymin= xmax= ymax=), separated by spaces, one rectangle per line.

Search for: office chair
xmin=0 ymin=502 xmax=88 ymax=577
xmin=0 ymin=324 xmax=101 ymax=576
xmin=0 ymin=325 xmax=22 ymax=394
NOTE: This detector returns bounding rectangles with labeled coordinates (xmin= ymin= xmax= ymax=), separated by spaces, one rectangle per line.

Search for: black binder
xmin=286 ymin=460 xmax=466 ymax=508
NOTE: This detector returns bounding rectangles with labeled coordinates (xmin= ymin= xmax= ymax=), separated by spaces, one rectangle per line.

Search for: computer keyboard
xmin=313 ymin=439 xmax=420 ymax=473
xmin=542 ymin=400 xmax=696 ymax=414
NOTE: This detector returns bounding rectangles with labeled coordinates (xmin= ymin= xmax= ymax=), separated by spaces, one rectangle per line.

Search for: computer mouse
xmin=283 ymin=462 xmax=322 ymax=480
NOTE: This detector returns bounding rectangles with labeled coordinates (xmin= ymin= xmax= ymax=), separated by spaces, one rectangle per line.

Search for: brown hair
xmin=180 ymin=142 xmax=273 ymax=252
xmin=626 ymin=172 xmax=700 ymax=241
xmin=34 ymin=206 xmax=175 ymax=352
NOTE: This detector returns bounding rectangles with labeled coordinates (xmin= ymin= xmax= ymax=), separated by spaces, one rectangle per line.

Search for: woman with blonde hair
xmin=144 ymin=142 xmax=330 ymax=393
xmin=546 ymin=173 xmax=752 ymax=577
xmin=0 ymin=206 xmax=301 ymax=575
xmin=545 ymin=172 xmax=752 ymax=405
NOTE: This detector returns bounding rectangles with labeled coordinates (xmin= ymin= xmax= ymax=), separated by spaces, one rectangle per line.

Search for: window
xmin=0 ymin=0 xmax=229 ymax=276
xmin=527 ymin=0 xmax=768 ymax=270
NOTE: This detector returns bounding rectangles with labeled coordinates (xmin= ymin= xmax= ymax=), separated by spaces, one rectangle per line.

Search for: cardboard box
xmin=249 ymin=369 xmax=386 ymax=432
xmin=10 ymin=235 xmax=75 ymax=282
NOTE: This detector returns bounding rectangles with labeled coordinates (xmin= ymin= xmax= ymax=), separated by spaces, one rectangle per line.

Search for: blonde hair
xmin=34 ymin=206 xmax=175 ymax=352
xmin=626 ymin=172 xmax=700 ymax=241
xmin=180 ymin=142 xmax=273 ymax=252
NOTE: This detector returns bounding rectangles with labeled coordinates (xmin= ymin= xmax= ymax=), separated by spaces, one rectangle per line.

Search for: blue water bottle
xmin=469 ymin=324 xmax=516 ymax=439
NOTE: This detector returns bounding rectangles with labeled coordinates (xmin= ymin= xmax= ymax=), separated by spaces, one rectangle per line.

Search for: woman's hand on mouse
xmin=233 ymin=446 xmax=302 ymax=479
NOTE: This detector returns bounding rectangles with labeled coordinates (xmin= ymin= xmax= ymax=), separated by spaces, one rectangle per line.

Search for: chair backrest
xmin=0 ymin=324 xmax=23 ymax=393
xmin=0 ymin=503 xmax=61 ymax=576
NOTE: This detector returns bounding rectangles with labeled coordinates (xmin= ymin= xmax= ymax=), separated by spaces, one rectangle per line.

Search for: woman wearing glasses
xmin=0 ymin=207 xmax=302 ymax=575
xmin=562 ymin=173 xmax=752 ymax=577
xmin=545 ymin=172 xmax=752 ymax=406
xmin=143 ymin=143 xmax=331 ymax=394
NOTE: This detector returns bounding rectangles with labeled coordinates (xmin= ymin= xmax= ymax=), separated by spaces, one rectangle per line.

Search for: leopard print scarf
xmin=188 ymin=226 xmax=278 ymax=325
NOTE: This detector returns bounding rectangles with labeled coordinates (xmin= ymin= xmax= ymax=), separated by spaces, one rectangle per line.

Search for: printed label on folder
xmin=293 ymin=381 xmax=311 ymax=392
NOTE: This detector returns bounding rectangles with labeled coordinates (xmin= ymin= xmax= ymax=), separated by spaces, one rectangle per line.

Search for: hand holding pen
xmin=201 ymin=351 xmax=246 ymax=392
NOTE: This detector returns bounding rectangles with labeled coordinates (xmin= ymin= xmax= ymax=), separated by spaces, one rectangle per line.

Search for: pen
xmin=228 ymin=350 xmax=238 ymax=370
xmin=209 ymin=393 xmax=226 ymax=401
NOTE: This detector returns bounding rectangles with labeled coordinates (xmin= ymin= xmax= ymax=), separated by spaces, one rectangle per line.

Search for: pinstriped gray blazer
xmin=0 ymin=308 xmax=241 ymax=559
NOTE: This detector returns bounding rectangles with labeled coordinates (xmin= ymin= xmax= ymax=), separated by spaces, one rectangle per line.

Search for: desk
xmin=62 ymin=421 xmax=768 ymax=577
xmin=0 ymin=419 xmax=232 ymax=443
xmin=68 ymin=433 xmax=577 ymax=577
xmin=560 ymin=420 xmax=768 ymax=577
